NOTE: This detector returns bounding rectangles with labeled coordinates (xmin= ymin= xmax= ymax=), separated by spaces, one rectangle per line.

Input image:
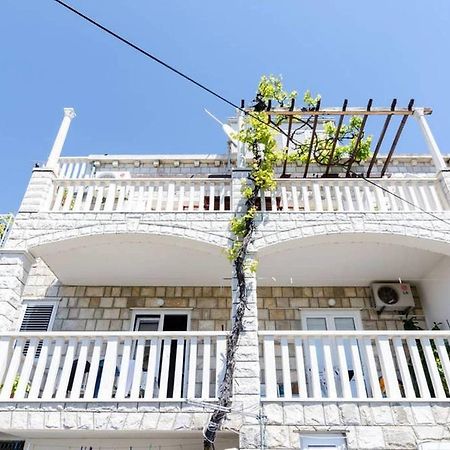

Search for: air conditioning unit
xmin=371 ymin=282 xmax=415 ymax=311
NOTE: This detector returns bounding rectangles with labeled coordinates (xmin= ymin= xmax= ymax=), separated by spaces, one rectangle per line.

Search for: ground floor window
xmin=0 ymin=442 xmax=25 ymax=450
xmin=300 ymin=434 xmax=346 ymax=450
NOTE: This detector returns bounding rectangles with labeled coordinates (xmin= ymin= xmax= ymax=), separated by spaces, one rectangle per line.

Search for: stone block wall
xmin=255 ymin=402 xmax=450 ymax=450
xmin=258 ymin=285 xmax=424 ymax=331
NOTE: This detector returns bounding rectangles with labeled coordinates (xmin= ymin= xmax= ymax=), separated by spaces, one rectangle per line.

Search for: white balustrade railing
xmin=58 ymin=158 xmax=94 ymax=179
xmin=0 ymin=332 xmax=227 ymax=402
xmin=262 ymin=177 xmax=447 ymax=212
xmin=260 ymin=331 xmax=450 ymax=402
xmin=49 ymin=178 xmax=232 ymax=212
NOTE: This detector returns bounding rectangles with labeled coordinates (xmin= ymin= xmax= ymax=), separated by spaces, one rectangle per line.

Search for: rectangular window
xmin=300 ymin=434 xmax=346 ymax=450
xmin=19 ymin=302 xmax=57 ymax=332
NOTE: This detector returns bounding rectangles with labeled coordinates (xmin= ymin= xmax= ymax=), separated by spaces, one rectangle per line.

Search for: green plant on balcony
xmin=0 ymin=375 xmax=31 ymax=398
xmin=403 ymin=315 xmax=449 ymax=397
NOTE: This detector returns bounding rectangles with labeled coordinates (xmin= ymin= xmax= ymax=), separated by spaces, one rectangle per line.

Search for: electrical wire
xmin=52 ymin=0 xmax=291 ymax=142
xmin=51 ymin=4 xmax=450 ymax=243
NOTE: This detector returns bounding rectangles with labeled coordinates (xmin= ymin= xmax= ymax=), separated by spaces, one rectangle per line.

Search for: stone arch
xmin=23 ymin=221 xmax=231 ymax=252
xmin=254 ymin=222 xmax=450 ymax=256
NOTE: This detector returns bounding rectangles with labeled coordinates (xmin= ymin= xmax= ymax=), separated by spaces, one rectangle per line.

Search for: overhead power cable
xmin=52 ymin=0 xmax=450 ymax=230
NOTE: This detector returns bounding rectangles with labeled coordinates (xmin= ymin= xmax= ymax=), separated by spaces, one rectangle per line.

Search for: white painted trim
xmin=130 ymin=308 xmax=192 ymax=331
xmin=300 ymin=433 xmax=347 ymax=449
xmin=300 ymin=309 xmax=363 ymax=331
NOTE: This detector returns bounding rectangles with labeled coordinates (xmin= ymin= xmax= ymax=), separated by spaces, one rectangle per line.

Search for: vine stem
xmin=203 ymin=149 xmax=261 ymax=450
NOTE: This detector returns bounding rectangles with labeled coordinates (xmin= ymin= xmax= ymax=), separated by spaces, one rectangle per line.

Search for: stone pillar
xmin=0 ymin=250 xmax=34 ymax=331
xmin=413 ymin=108 xmax=447 ymax=172
xmin=231 ymin=250 xmax=262 ymax=450
xmin=46 ymin=107 xmax=76 ymax=170
xmin=231 ymin=169 xmax=250 ymax=212
xmin=18 ymin=168 xmax=56 ymax=213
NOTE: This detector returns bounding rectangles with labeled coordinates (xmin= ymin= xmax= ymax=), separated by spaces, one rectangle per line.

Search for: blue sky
xmin=1 ymin=0 xmax=450 ymax=212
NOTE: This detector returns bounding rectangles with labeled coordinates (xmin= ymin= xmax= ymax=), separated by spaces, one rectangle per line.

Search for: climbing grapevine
xmin=203 ymin=75 xmax=372 ymax=449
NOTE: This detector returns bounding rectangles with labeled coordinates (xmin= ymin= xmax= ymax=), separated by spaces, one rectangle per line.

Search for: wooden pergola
xmin=242 ymin=98 xmax=433 ymax=178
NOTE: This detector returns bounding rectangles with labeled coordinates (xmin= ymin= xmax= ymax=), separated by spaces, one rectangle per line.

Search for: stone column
xmin=18 ymin=168 xmax=56 ymax=213
xmin=231 ymin=168 xmax=250 ymax=212
xmin=231 ymin=250 xmax=262 ymax=450
xmin=0 ymin=250 xmax=34 ymax=331
xmin=46 ymin=107 xmax=76 ymax=170
xmin=414 ymin=108 xmax=447 ymax=172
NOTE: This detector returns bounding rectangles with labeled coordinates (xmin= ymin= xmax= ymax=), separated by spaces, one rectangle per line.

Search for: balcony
xmin=45 ymin=176 xmax=447 ymax=214
xmin=0 ymin=331 xmax=226 ymax=403
xmin=260 ymin=330 xmax=450 ymax=402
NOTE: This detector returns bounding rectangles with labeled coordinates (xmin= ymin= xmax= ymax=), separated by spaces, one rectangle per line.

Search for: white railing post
xmin=47 ymin=108 xmax=76 ymax=170
xmin=414 ymin=108 xmax=447 ymax=172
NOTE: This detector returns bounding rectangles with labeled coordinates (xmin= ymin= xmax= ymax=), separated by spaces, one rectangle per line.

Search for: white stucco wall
xmin=420 ymin=255 xmax=450 ymax=329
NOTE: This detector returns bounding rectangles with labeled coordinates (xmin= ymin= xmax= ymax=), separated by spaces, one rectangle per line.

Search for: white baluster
xmin=198 ymin=183 xmax=205 ymax=212
xmin=28 ymin=339 xmax=51 ymax=400
xmin=354 ymin=185 xmax=364 ymax=211
xmin=55 ymin=338 xmax=78 ymax=400
xmin=98 ymin=338 xmax=118 ymax=400
xmin=167 ymin=182 xmax=176 ymax=211
xmin=350 ymin=337 xmax=367 ymax=399
xmin=344 ymin=185 xmax=354 ymax=212
xmin=421 ymin=338 xmax=446 ymax=398
xmin=73 ymin=185 xmax=85 ymax=211
xmin=83 ymin=185 xmax=94 ymax=212
xmin=435 ymin=338 xmax=450 ymax=389
xmin=294 ymin=337 xmax=307 ymax=399
xmin=263 ymin=336 xmax=277 ymax=399
xmin=209 ymin=184 xmax=215 ymax=211
xmin=407 ymin=338 xmax=431 ymax=398
xmin=363 ymin=185 xmax=375 ymax=211
xmin=281 ymin=337 xmax=292 ymax=399
xmin=202 ymin=337 xmax=211 ymax=399
xmin=115 ymin=338 xmax=132 ymax=400
xmin=376 ymin=337 xmax=400 ymax=399
xmin=322 ymin=337 xmax=336 ymax=398
xmin=145 ymin=185 xmax=154 ymax=211
xmin=388 ymin=185 xmax=398 ymax=211
xmin=408 ymin=186 xmax=420 ymax=211
xmin=375 ymin=187 xmax=387 ymax=212
xmin=0 ymin=338 xmax=24 ymax=400
xmin=156 ymin=184 xmax=164 ymax=211
xmin=307 ymin=338 xmax=322 ymax=398
xmin=291 ymin=185 xmax=299 ymax=211
xmin=187 ymin=337 xmax=198 ymax=399
xmin=116 ymin=184 xmax=126 ymax=212
xmin=362 ymin=338 xmax=382 ymax=399
xmin=130 ymin=338 xmax=145 ymax=400
xmin=215 ymin=336 xmax=226 ymax=398
xmin=219 ymin=184 xmax=226 ymax=212
xmin=336 ymin=337 xmax=352 ymax=399
xmin=104 ymin=183 xmax=116 ymax=211
xmin=334 ymin=185 xmax=344 ymax=212
xmin=52 ymin=185 xmax=66 ymax=211
xmin=0 ymin=337 xmax=12 ymax=389
xmin=397 ymin=185 xmax=410 ymax=211
xmin=62 ymin=186 xmax=75 ymax=211
xmin=188 ymin=185 xmax=195 ymax=211
xmin=281 ymin=186 xmax=289 ymax=211
xmin=419 ymin=186 xmax=432 ymax=211
xmin=324 ymin=185 xmax=333 ymax=211
xmin=302 ymin=186 xmax=310 ymax=212
xmin=393 ymin=337 xmax=416 ymax=399
xmin=429 ymin=185 xmax=443 ymax=211
xmin=93 ymin=185 xmax=104 ymax=211
xmin=159 ymin=338 xmax=173 ymax=399
xmin=144 ymin=338 xmax=159 ymax=399
xmin=313 ymin=184 xmax=323 ymax=212
xmin=42 ymin=338 xmax=64 ymax=400
xmin=70 ymin=338 xmax=90 ymax=400
xmin=177 ymin=185 xmax=185 ymax=211
xmin=84 ymin=338 xmax=102 ymax=400
xmin=15 ymin=338 xmax=38 ymax=399
xmin=172 ymin=338 xmax=185 ymax=400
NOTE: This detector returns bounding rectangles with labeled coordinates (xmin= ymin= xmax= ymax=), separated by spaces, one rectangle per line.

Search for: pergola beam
xmin=246 ymin=107 xmax=432 ymax=116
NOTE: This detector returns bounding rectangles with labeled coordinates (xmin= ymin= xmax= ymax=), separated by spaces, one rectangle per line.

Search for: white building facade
xmin=1 ymin=107 xmax=450 ymax=449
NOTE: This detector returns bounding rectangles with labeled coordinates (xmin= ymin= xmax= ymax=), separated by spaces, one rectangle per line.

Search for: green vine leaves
xmin=227 ymin=75 xmax=373 ymax=270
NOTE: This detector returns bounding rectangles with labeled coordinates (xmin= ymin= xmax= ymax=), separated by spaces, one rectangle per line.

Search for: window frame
xmin=130 ymin=308 xmax=192 ymax=332
xmin=300 ymin=308 xmax=363 ymax=331
xmin=300 ymin=433 xmax=347 ymax=450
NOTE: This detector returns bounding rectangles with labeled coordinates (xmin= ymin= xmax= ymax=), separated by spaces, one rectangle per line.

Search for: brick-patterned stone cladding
xmin=52 ymin=285 xmax=232 ymax=332
xmin=258 ymin=285 xmax=424 ymax=331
